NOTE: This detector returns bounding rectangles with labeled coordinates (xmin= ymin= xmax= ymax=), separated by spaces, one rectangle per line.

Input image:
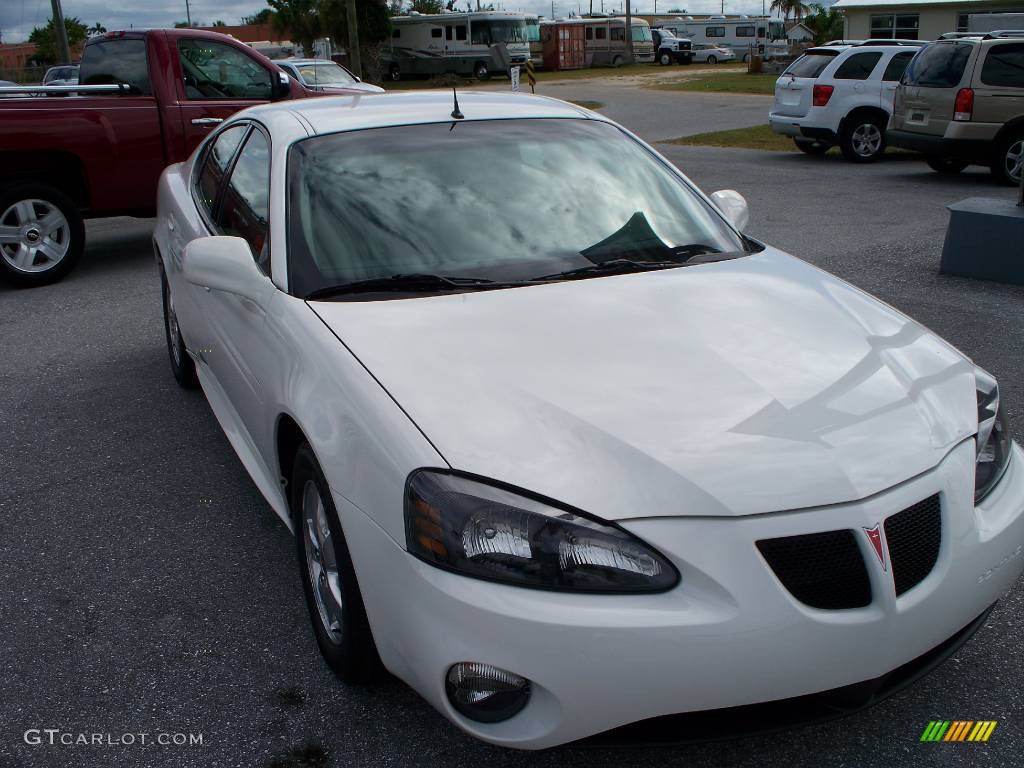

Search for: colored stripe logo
xmin=921 ymin=721 xmax=997 ymax=742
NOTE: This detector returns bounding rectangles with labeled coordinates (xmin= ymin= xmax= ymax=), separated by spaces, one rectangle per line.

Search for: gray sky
xmin=0 ymin=0 xmax=794 ymax=44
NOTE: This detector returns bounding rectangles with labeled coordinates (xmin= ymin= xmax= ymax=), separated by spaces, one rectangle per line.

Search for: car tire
xmin=388 ymin=64 xmax=401 ymax=82
xmin=0 ymin=183 xmax=83 ymax=287
xmin=839 ymin=115 xmax=886 ymax=163
xmin=707 ymin=55 xmax=717 ymax=64
xmin=659 ymin=51 xmax=672 ymax=66
xmin=473 ymin=62 xmax=490 ymax=80
xmin=794 ymin=138 xmax=830 ymax=156
xmin=925 ymin=156 xmax=969 ymax=174
xmin=611 ymin=55 xmax=624 ymax=68
xmin=990 ymin=133 xmax=1023 ymax=186
xmin=161 ymin=269 xmax=198 ymax=389
xmin=293 ymin=443 xmax=381 ymax=684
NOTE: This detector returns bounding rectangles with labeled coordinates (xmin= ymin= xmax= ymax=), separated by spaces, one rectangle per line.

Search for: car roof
xmin=248 ymin=91 xmax=603 ymax=136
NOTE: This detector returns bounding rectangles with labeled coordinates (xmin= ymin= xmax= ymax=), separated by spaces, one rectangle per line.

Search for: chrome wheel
xmin=302 ymin=479 xmax=344 ymax=646
xmin=0 ymin=198 xmax=71 ymax=273
xmin=1005 ymin=138 xmax=1023 ymax=184
xmin=164 ymin=279 xmax=182 ymax=368
xmin=852 ymin=123 xmax=882 ymax=158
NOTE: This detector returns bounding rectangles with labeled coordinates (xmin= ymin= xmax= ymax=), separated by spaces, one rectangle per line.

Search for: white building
xmin=832 ymin=0 xmax=1024 ymax=40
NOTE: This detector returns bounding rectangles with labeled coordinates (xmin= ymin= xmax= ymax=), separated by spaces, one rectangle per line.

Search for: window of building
xmin=957 ymin=9 xmax=1021 ymax=33
xmin=870 ymin=14 xmax=919 ymax=40
xmin=706 ymin=26 xmax=726 ymax=38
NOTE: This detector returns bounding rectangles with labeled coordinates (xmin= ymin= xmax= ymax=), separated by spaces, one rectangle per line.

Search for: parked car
xmin=274 ymin=58 xmax=385 ymax=93
xmin=770 ymin=41 xmax=927 ymax=161
xmin=42 ymin=64 xmax=79 ymax=85
xmin=0 ymin=28 xmax=366 ymax=287
xmin=651 ymin=29 xmax=694 ymax=65
xmin=155 ymin=90 xmax=1023 ymax=750
xmin=887 ymin=32 xmax=1024 ymax=184
xmin=690 ymin=43 xmax=737 ymax=64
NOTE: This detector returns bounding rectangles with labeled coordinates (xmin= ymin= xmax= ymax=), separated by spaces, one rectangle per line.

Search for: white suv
xmin=770 ymin=41 xmax=926 ymax=162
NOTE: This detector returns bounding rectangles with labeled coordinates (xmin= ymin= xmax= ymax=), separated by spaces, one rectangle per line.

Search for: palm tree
xmin=770 ymin=0 xmax=810 ymax=22
xmin=88 ymin=22 xmax=106 ymax=35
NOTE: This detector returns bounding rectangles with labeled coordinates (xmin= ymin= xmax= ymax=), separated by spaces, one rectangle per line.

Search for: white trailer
xmin=653 ymin=16 xmax=788 ymax=61
xmin=384 ymin=11 xmax=530 ymax=81
xmin=967 ymin=13 xmax=1024 ymax=33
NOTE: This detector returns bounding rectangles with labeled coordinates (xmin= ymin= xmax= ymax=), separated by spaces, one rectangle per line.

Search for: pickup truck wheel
xmin=473 ymin=62 xmax=490 ymax=80
xmin=388 ymin=64 xmax=401 ymax=82
xmin=293 ymin=443 xmax=382 ymax=683
xmin=925 ymin=156 xmax=968 ymax=174
xmin=991 ymin=133 xmax=1023 ymax=186
xmin=659 ymin=51 xmax=673 ymax=66
xmin=0 ymin=185 xmax=83 ymax=287
xmin=161 ymin=270 xmax=198 ymax=389
xmin=840 ymin=116 xmax=885 ymax=163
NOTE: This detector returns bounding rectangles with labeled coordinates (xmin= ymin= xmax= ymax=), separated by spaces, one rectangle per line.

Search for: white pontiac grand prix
xmin=154 ymin=91 xmax=1024 ymax=749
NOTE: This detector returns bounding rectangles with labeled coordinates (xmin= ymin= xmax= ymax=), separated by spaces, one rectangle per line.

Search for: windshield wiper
xmin=304 ymin=273 xmax=540 ymax=300
xmin=534 ymin=245 xmax=739 ymax=282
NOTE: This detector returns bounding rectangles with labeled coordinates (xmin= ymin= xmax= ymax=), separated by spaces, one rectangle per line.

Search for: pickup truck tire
xmin=659 ymin=51 xmax=673 ymax=66
xmin=0 ymin=184 xmax=83 ymax=287
xmin=161 ymin=270 xmax=198 ymax=389
xmin=473 ymin=62 xmax=490 ymax=81
xmin=990 ymin=133 xmax=1023 ymax=186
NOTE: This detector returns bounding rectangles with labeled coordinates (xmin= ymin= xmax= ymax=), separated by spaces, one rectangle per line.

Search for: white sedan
xmin=154 ymin=91 xmax=1024 ymax=749
xmin=691 ymin=43 xmax=737 ymax=64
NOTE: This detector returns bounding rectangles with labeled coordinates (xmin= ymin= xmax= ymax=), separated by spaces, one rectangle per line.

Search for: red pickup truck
xmin=0 ymin=28 xmax=366 ymax=286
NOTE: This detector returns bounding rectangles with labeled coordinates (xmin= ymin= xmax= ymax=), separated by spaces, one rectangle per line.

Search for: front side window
xmin=178 ymin=39 xmax=273 ymax=100
xmin=834 ymin=51 xmax=883 ymax=80
xmin=195 ymin=125 xmax=249 ymax=218
xmin=870 ymin=13 xmax=919 ymax=40
xmin=218 ymin=129 xmax=271 ymax=274
xmin=526 ymin=21 xmax=540 ymax=43
xmin=287 ymin=119 xmax=747 ymax=299
xmin=79 ymin=38 xmax=151 ymax=94
xmin=981 ymin=43 xmax=1024 ymax=88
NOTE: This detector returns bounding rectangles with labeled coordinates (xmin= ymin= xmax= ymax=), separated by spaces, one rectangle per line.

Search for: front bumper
xmin=339 ymin=439 xmax=1024 ymax=749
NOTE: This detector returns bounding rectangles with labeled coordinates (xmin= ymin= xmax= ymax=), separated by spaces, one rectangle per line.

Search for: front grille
xmin=757 ymin=530 xmax=871 ymax=610
xmin=885 ymin=494 xmax=942 ymax=596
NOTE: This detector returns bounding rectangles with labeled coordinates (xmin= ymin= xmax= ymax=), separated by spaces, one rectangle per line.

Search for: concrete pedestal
xmin=941 ymin=197 xmax=1024 ymax=285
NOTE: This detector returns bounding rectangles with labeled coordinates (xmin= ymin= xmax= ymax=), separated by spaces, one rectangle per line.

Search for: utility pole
xmin=345 ymin=0 xmax=362 ymax=77
xmin=50 ymin=0 xmax=71 ymax=65
xmin=185 ymin=0 xmax=192 ymax=27
xmin=624 ymin=0 xmax=633 ymax=63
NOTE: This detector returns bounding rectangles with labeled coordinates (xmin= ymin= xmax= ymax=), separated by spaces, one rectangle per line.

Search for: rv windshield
xmin=471 ymin=19 xmax=527 ymax=45
xmin=631 ymin=25 xmax=653 ymax=43
xmin=526 ymin=20 xmax=541 ymax=42
xmin=287 ymin=119 xmax=746 ymax=299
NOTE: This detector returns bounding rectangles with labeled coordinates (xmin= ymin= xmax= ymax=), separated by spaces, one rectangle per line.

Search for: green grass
xmin=649 ymin=72 xmax=778 ymax=95
xmin=667 ymin=124 xmax=795 ymax=151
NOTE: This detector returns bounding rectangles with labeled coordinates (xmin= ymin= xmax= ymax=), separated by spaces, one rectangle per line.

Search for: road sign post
xmin=525 ymin=59 xmax=536 ymax=94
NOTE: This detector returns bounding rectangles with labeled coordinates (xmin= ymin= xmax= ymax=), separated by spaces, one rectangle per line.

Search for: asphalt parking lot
xmin=2 ymin=104 xmax=1023 ymax=767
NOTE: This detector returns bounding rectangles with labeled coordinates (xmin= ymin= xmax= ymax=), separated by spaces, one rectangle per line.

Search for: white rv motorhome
xmin=384 ymin=11 xmax=530 ymax=81
xmin=575 ymin=16 xmax=656 ymax=66
xmin=654 ymin=16 xmax=788 ymax=61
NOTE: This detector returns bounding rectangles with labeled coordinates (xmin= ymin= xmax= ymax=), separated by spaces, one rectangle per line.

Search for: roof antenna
xmin=450 ymin=87 xmax=464 ymax=120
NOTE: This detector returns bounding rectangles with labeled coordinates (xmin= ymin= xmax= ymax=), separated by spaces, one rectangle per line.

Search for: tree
xmin=770 ymin=0 xmax=810 ymax=22
xmin=802 ymin=3 xmax=843 ymax=45
xmin=268 ymin=0 xmax=324 ymax=54
xmin=213 ymin=20 xmax=228 ymax=27
xmin=242 ymin=9 xmax=275 ymax=24
xmin=28 ymin=16 xmax=89 ymax=64
xmin=88 ymin=22 xmax=107 ymax=35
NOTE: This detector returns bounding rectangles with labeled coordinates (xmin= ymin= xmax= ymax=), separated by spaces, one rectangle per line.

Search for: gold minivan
xmin=887 ymin=33 xmax=1024 ymax=185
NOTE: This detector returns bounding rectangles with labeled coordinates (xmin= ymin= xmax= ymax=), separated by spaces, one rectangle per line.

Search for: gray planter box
xmin=941 ymin=197 xmax=1024 ymax=285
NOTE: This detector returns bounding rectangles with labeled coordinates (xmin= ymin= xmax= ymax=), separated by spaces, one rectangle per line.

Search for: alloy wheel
xmin=164 ymin=279 xmax=182 ymax=368
xmin=851 ymin=123 xmax=882 ymax=158
xmin=1005 ymin=138 xmax=1023 ymax=184
xmin=302 ymin=479 xmax=344 ymax=645
xmin=0 ymin=198 xmax=71 ymax=273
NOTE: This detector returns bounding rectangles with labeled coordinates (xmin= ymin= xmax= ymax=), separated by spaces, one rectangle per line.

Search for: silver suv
xmin=887 ymin=32 xmax=1024 ymax=184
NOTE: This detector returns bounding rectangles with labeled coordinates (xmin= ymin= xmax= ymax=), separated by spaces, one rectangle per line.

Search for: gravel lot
xmin=1 ymin=107 xmax=1022 ymax=768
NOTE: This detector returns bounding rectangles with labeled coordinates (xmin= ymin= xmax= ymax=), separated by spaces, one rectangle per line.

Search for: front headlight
xmin=975 ymin=367 xmax=1013 ymax=502
xmin=404 ymin=470 xmax=679 ymax=593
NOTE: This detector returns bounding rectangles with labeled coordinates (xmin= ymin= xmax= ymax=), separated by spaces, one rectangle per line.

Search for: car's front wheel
xmin=293 ymin=443 xmax=381 ymax=683
xmin=991 ymin=133 xmax=1023 ymax=186
xmin=0 ymin=184 xmax=83 ymax=287
xmin=161 ymin=270 xmax=198 ymax=389
xmin=840 ymin=116 xmax=886 ymax=163
xmin=925 ymin=156 xmax=969 ymax=174
xmin=795 ymin=138 xmax=830 ymax=156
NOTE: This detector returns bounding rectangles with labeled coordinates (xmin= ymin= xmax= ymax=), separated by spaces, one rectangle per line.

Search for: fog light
xmin=445 ymin=662 xmax=531 ymax=723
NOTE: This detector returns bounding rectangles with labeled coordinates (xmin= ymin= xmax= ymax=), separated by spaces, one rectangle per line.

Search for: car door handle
xmin=191 ymin=117 xmax=224 ymax=126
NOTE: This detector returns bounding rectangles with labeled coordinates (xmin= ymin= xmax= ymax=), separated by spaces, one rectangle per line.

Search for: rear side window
xmin=218 ymin=129 xmax=271 ymax=275
xmin=882 ymin=51 xmax=915 ymax=82
xmin=834 ymin=52 xmax=883 ymax=80
xmin=902 ymin=42 xmax=972 ymax=87
xmin=195 ymin=125 xmax=248 ymax=218
xmin=980 ymin=43 xmax=1024 ymax=88
xmin=784 ymin=51 xmax=837 ymax=79
xmin=79 ymin=39 xmax=151 ymax=94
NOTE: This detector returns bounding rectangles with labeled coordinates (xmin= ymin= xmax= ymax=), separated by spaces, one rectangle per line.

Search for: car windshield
xmin=292 ymin=62 xmax=357 ymax=86
xmin=902 ymin=42 xmax=972 ymax=87
xmin=287 ymin=119 xmax=746 ymax=299
xmin=784 ymin=51 xmax=837 ymax=78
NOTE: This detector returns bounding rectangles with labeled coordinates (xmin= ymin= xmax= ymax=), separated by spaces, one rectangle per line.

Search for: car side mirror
xmin=184 ymin=236 xmax=271 ymax=304
xmin=273 ymin=70 xmax=291 ymax=99
xmin=710 ymin=189 xmax=750 ymax=232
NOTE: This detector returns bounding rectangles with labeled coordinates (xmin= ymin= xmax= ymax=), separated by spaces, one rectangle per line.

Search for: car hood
xmin=310 ymin=248 xmax=976 ymax=520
